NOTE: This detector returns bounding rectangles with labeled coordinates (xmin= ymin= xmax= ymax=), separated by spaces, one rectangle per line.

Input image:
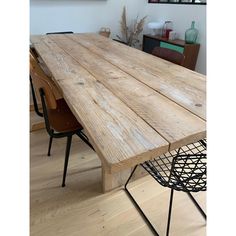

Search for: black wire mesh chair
xmin=125 ymin=139 xmax=206 ymax=236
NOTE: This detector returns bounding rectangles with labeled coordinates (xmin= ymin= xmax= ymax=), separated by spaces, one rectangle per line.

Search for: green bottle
xmin=185 ymin=21 xmax=198 ymax=44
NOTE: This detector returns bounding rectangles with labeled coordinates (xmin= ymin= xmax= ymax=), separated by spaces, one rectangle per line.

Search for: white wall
xmin=30 ymin=0 xmax=206 ymax=74
xmin=30 ymin=0 xmax=147 ymax=38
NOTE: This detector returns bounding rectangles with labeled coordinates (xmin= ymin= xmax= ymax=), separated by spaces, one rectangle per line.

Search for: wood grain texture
xmin=183 ymin=43 xmax=200 ymax=70
xmin=47 ymin=34 xmax=206 ymax=150
xmin=102 ymin=165 xmax=147 ymax=193
xmin=71 ymin=33 xmax=206 ymax=120
xmin=30 ymin=34 xmax=206 ymax=191
xmin=31 ymin=35 xmax=169 ymax=173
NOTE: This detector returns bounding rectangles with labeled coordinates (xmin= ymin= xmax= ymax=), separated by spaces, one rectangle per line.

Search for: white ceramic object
xmin=147 ymin=22 xmax=164 ymax=36
xmin=169 ymin=31 xmax=178 ymax=40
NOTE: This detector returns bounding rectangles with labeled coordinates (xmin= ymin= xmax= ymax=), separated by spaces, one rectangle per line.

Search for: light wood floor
xmin=30 ymin=129 xmax=206 ymax=236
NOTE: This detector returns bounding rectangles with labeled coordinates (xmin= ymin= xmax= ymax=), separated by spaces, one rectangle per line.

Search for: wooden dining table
xmin=30 ymin=33 xmax=206 ymax=192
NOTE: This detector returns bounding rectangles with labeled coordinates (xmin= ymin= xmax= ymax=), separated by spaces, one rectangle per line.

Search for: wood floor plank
xmin=30 ymin=111 xmax=45 ymax=132
xmin=30 ymin=129 xmax=206 ymax=236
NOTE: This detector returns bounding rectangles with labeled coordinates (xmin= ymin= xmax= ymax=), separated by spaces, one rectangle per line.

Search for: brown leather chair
xmin=152 ymin=47 xmax=185 ymax=66
xmin=30 ymin=53 xmax=94 ymax=187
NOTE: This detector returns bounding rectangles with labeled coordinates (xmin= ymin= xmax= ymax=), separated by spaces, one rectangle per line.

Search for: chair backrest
xmin=29 ymin=49 xmax=44 ymax=117
xmin=30 ymin=53 xmax=57 ymax=109
xmin=142 ymin=139 xmax=206 ymax=193
xmin=30 ymin=47 xmax=39 ymax=62
xmin=46 ymin=31 xmax=74 ymax=35
xmin=152 ymin=47 xmax=185 ymax=66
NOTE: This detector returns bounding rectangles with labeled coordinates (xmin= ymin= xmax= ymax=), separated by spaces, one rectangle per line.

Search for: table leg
xmin=102 ymin=164 xmax=147 ymax=193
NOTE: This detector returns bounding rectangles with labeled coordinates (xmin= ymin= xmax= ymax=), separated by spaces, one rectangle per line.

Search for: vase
xmin=185 ymin=21 xmax=198 ymax=44
xmin=162 ymin=21 xmax=173 ymax=39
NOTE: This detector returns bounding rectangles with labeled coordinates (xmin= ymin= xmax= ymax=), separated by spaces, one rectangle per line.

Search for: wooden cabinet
xmin=142 ymin=34 xmax=200 ymax=70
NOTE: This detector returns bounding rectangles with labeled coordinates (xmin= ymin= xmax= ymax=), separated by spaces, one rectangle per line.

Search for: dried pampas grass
xmin=116 ymin=6 xmax=147 ymax=47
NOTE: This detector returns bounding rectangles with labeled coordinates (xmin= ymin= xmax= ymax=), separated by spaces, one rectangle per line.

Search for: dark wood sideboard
xmin=143 ymin=34 xmax=200 ymax=70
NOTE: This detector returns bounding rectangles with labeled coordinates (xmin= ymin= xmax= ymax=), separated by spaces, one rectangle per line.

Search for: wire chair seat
xmin=141 ymin=140 xmax=207 ymax=193
xmin=124 ymin=139 xmax=207 ymax=236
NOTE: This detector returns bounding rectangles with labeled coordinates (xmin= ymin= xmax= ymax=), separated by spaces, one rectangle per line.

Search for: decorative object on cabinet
xmin=169 ymin=31 xmax=178 ymax=40
xmin=116 ymin=6 xmax=147 ymax=47
xmin=147 ymin=22 xmax=164 ymax=36
xmin=162 ymin=21 xmax=173 ymax=39
xmin=99 ymin=27 xmax=111 ymax=38
xmin=143 ymin=34 xmax=200 ymax=70
xmin=185 ymin=21 xmax=199 ymax=44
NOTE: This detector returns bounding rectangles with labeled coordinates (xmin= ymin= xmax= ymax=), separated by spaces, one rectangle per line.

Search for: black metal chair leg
xmin=124 ymin=165 xmax=159 ymax=236
xmin=124 ymin=165 xmax=138 ymax=189
xmin=47 ymin=136 xmax=53 ymax=156
xmin=187 ymin=192 xmax=206 ymax=220
xmin=76 ymin=131 xmax=94 ymax=151
xmin=166 ymin=189 xmax=174 ymax=236
xmin=62 ymin=135 xmax=72 ymax=187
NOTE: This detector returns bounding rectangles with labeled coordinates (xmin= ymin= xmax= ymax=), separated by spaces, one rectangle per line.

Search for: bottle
xmin=162 ymin=21 xmax=173 ymax=39
xmin=185 ymin=21 xmax=198 ymax=44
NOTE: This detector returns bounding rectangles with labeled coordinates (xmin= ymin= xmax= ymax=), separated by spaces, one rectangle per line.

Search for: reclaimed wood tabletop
xmin=30 ymin=33 xmax=206 ymax=192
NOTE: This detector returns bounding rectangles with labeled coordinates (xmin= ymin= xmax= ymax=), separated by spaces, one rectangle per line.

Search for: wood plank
xmin=31 ymin=122 xmax=45 ymax=132
xmin=30 ymin=115 xmax=45 ymax=132
xmin=102 ymin=165 xmax=147 ymax=193
xmin=32 ymin=36 xmax=169 ymax=173
xmin=30 ymin=103 xmax=42 ymax=112
xmin=30 ymin=35 xmax=43 ymax=45
xmin=48 ymin=34 xmax=206 ymax=150
xmin=70 ymin=33 xmax=206 ymax=120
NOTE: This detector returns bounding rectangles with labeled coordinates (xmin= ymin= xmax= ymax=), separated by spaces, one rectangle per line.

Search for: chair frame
xmin=39 ymin=88 xmax=94 ymax=187
xmin=124 ymin=140 xmax=206 ymax=236
xmin=30 ymin=75 xmax=43 ymax=117
xmin=29 ymin=48 xmax=44 ymax=117
xmin=46 ymin=31 xmax=74 ymax=35
xmin=30 ymin=51 xmax=94 ymax=187
xmin=30 ymin=51 xmax=68 ymax=157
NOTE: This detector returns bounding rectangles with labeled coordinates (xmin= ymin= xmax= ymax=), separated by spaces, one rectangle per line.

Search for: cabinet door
xmin=160 ymin=42 xmax=184 ymax=54
xmin=143 ymin=36 xmax=160 ymax=54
